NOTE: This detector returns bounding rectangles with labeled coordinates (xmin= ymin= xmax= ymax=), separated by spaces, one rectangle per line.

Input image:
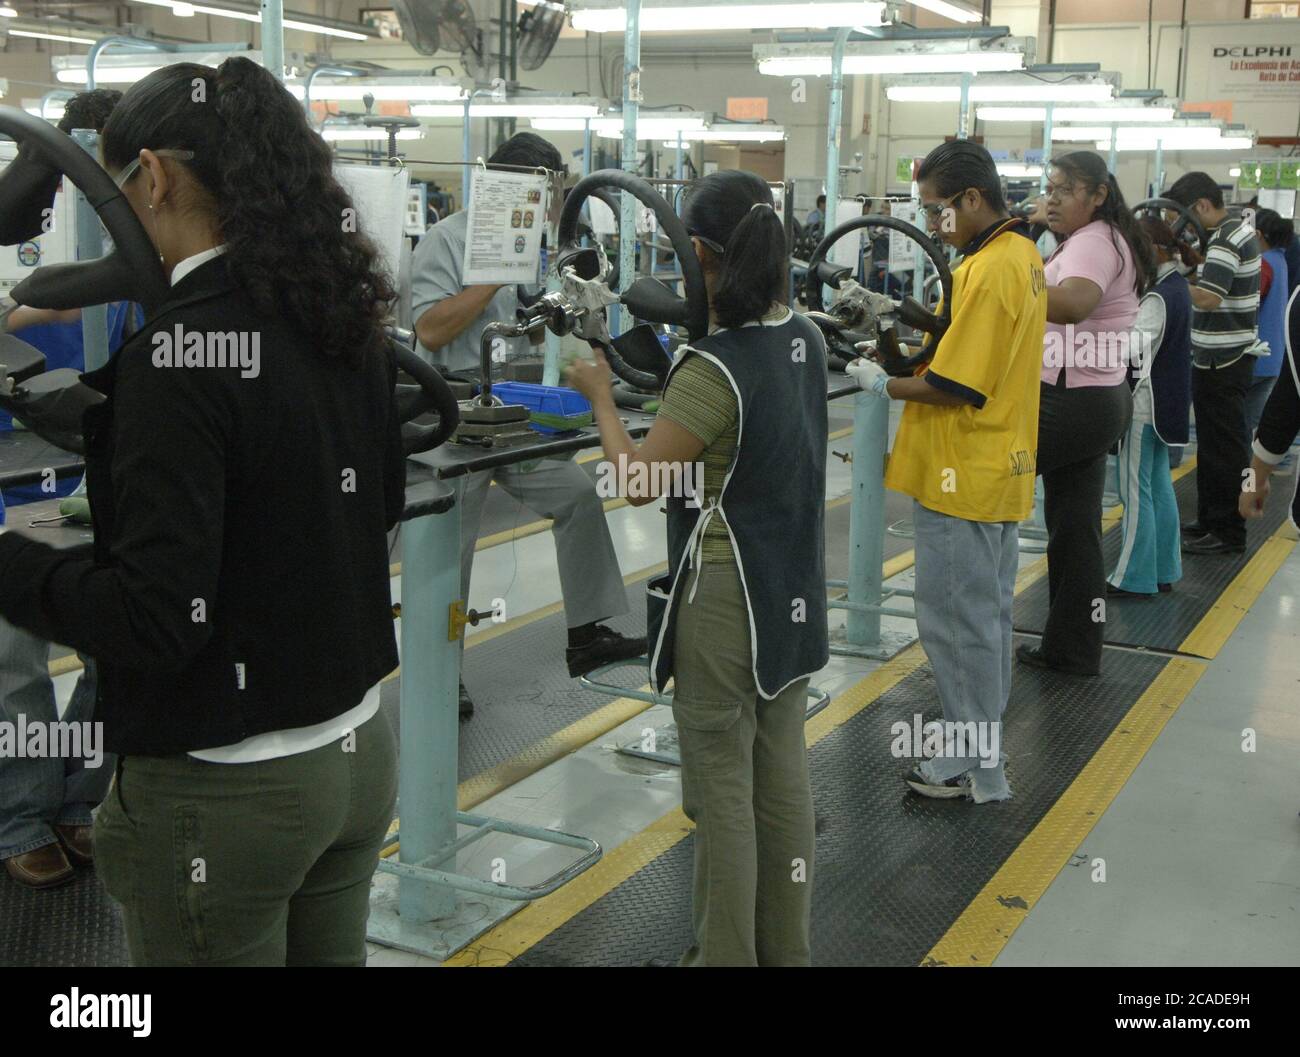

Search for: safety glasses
xmin=113 ymin=149 xmax=196 ymax=190
xmin=688 ymin=229 xmax=726 ymax=254
xmin=918 ymin=191 xmax=965 ymax=221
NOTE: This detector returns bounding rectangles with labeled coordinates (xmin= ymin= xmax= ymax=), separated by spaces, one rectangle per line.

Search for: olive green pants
xmin=94 ymin=710 xmax=398 ymax=966
xmin=672 ymin=561 xmax=815 ymax=967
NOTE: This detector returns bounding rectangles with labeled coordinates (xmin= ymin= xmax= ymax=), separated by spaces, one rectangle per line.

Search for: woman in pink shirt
xmin=1017 ymin=152 xmax=1155 ymax=676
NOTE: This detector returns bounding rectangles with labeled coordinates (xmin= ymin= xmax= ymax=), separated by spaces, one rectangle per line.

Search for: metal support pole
xmin=675 ymin=131 xmax=684 ymax=183
xmin=260 ymin=0 xmax=285 ymax=82
xmin=824 ymin=27 xmax=850 ymax=220
xmin=1039 ymin=103 xmax=1054 ymax=195
xmin=1154 ymin=138 xmax=1164 ymax=196
xmin=583 ymin=118 xmax=593 ymax=176
xmin=395 ymin=504 xmax=461 ymax=924
xmin=614 ymin=0 xmax=642 ymax=338
xmin=1108 ymin=122 xmax=1118 ymax=172
xmin=68 ymin=129 xmax=109 ymax=378
xmin=958 ymin=72 xmax=972 ymax=139
xmin=844 ymin=392 xmax=887 ymax=647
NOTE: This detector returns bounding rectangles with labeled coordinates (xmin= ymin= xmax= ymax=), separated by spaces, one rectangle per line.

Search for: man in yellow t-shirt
xmin=847 ymin=140 xmax=1046 ymax=804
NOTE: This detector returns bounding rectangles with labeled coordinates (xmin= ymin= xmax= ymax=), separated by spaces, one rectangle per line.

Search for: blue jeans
xmin=0 ymin=616 xmax=108 ymax=859
xmin=911 ymin=501 xmax=1018 ymax=802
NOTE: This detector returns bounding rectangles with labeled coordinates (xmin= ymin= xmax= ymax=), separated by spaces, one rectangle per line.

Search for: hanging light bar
xmin=570 ymin=1 xmax=887 ymax=33
xmin=412 ymin=100 xmax=604 ymax=119
xmin=978 ymin=105 xmax=1177 ymax=123
xmin=756 ymin=37 xmax=1031 ymax=78
xmin=128 ymin=0 xmax=369 ymax=41
xmin=286 ymin=78 xmax=467 ymax=103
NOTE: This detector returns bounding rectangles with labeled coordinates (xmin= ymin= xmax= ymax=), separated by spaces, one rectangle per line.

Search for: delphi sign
xmin=1206 ymin=41 xmax=1300 ymax=101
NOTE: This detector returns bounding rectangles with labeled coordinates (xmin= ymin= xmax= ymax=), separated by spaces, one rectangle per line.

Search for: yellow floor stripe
xmin=446 ymin=642 xmax=928 ymax=967
xmin=923 ymin=657 xmax=1207 ymax=967
xmin=450 ymin=455 xmax=1258 ymax=966
xmin=1178 ymin=523 xmax=1298 ymax=658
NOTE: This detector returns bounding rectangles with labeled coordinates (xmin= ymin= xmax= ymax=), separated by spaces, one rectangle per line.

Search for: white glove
xmin=846 ymin=357 xmax=892 ymax=398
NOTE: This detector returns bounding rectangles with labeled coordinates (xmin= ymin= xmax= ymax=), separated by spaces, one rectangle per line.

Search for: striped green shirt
xmin=658 ymin=355 xmax=739 ymax=564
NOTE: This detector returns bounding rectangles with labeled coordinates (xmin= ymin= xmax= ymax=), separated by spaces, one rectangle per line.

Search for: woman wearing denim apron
xmin=566 ymin=170 xmax=829 ymax=966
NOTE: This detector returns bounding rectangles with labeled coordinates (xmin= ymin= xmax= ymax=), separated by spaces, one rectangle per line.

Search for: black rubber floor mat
xmin=1013 ymin=469 xmax=1293 ymax=654
xmin=512 ymin=643 xmax=1168 ymax=966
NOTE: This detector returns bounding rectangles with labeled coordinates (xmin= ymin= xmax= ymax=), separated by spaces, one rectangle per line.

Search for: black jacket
xmin=0 ymin=257 xmax=405 ymax=755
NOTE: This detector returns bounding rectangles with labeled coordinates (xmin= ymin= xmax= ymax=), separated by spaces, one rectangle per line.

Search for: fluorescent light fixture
xmin=413 ymin=101 xmax=604 ymax=118
xmin=0 ymin=5 xmax=18 ymax=16
xmin=910 ymin=0 xmax=982 ymax=21
xmin=287 ymin=78 xmax=466 ymax=103
xmin=756 ymin=37 xmax=1030 ymax=78
xmin=1096 ymin=132 xmax=1254 ymax=152
xmin=997 ymin=162 xmax=1043 ymax=177
xmin=321 ymin=127 xmax=423 ymax=142
xmin=657 ymin=126 xmax=787 ymax=144
xmin=129 ymin=0 xmax=368 ymax=40
xmin=54 ymin=50 xmax=262 ymax=84
xmin=887 ymin=82 xmax=1114 ymax=103
xmin=571 ymin=1 xmax=886 ymax=32
xmin=8 ymin=28 xmax=98 ymax=43
xmin=1229 ymin=167 xmax=1242 ymax=177
xmin=24 ymin=104 xmax=67 ymax=120
xmin=532 ymin=113 xmax=709 ymax=136
xmin=1052 ymin=123 xmax=1219 ymax=142
xmin=978 ymin=105 xmax=1177 ymax=123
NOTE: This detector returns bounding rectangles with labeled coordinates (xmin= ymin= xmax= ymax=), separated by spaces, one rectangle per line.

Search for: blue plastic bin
xmin=491 ymin=381 xmax=593 ymax=434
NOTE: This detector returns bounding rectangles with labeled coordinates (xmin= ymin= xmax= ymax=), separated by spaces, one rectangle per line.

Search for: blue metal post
xmin=1040 ymin=103 xmax=1053 ymax=195
xmin=824 ymin=27 xmax=850 ymax=221
xmin=1108 ymin=122 xmax=1118 ymax=172
xmin=613 ymin=0 xmax=642 ymax=338
xmin=1154 ymin=138 xmax=1164 ymax=196
xmin=583 ymin=118 xmax=593 ymax=176
xmin=845 ymin=392 xmax=887 ymax=646
xmin=396 ymin=503 xmax=461 ymax=923
xmin=71 ymin=130 xmax=109 ymax=374
xmin=958 ymin=72 xmax=971 ymax=138
xmin=260 ymin=0 xmax=285 ymax=81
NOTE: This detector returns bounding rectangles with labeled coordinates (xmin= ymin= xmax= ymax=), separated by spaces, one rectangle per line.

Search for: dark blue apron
xmin=647 ymin=309 xmax=830 ymax=698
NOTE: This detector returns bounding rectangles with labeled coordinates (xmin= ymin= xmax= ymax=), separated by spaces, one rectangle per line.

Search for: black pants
xmin=1191 ymin=356 xmax=1253 ymax=548
xmin=1037 ymin=379 xmax=1133 ymax=673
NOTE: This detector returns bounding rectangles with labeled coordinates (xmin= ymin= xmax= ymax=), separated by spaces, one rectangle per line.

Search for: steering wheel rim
xmin=558 ymin=169 xmax=708 ymax=390
xmin=389 ymin=332 xmax=460 ymax=455
xmin=0 ymin=105 xmax=169 ymax=315
xmin=805 ymin=213 xmax=953 ymax=374
xmin=1132 ymin=197 xmax=1210 ymax=257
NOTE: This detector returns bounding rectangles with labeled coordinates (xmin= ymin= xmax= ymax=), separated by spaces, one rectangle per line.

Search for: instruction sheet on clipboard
xmin=463 ymin=167 xmax=549 ymax=285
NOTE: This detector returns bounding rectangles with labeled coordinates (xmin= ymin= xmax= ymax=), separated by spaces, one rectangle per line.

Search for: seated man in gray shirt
xmin=410 ymin=132 xmax=645 ymax=718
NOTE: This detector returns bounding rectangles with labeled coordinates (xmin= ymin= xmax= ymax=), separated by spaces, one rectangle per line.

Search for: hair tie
xmin=750 ymin=201 xmax=773 ymax=212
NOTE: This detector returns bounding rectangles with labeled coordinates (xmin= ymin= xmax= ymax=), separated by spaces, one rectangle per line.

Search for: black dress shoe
xmin=458 ymin=680 xmax=474 ymax=720
xmin=1181 ymin=532 xmax=1245 ymax=555
xmin=566 ymin=625 xmax=648 ymax=678
xmin=1106 ymin=583 xmax=1155 ymax=598
xmin=1158 ymin=582 xmax=1172 ymax=593
xmin=1180 ymin=521 xmax=1207 ymax=538
xmin=1015 ymin=643 xmax=1099 ymax=677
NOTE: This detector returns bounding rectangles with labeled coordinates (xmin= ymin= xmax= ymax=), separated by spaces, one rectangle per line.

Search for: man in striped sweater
xmin=1166 ymin=172 xmax=1261 ymax=555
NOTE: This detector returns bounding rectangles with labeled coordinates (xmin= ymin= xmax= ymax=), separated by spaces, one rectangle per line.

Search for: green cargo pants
xmin=94 ymin=709 xmax=398 ymax=966
xmin=672 ymin=561 xmax=815 ymax=967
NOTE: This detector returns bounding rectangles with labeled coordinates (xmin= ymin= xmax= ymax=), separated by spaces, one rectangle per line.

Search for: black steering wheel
xmin=1133 ymin=197 xmax=1210 ymax=258
xmin=0 ymin=105 xmax=169 ymax=314
xmin=558 ymin=168 xmax=709 ymax=392
xmin=805 ymin=214 xmax=953 ymax=375
xmin=388 ymin=330 xmax=460 ymax=455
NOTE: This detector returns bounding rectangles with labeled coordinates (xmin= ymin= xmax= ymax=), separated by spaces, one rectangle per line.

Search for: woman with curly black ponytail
xmin=0 ymin=57 xmax=405 ymax=964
